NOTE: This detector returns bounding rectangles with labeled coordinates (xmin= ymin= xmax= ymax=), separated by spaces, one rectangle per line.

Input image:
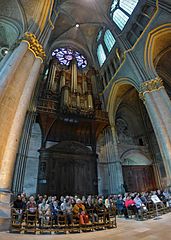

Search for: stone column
xmin=139 ymin=77 xmax=171 ymax=185
xmin=0 ymin=32 xmax=45 ymax=230
xmin=104 ymin=127 xmax=124 ymax=194
xmin=0 ymin=41 xmax=28 ymax=100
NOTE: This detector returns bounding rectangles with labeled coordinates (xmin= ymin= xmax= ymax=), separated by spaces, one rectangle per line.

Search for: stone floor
xmin=0 ymin=213 xmax=171 ymax=240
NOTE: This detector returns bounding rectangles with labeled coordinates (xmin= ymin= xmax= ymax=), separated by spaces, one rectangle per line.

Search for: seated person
xmin=116 ymin=194 xmax=128 ymax=218
xmin=49 ymin=196 xmax=60 ymax=225
xmin=38 ymin=198 xmax=51 ymax=226
xmin=26 ymin=196 xmax=37 ymax=214
xmin=60 ymin=197 xmax=73 ymax=225
xmin=73 ymin=199 xmax=89 ymax=224
xmin=96 ymin=197 xmax=109 ymax=221
xmin=134 ymin=194 xmax=147 ymax=216
xmin=85 ymin=195 xmax=98 ymax=222
xmin=125 ymin=195 xmax=138 ymax=215
xmin=96 ymin=198 xmax=105 ymax=213
xmin=26 ymin=196 xmax=37 ymax=223
xmin=13 ymin=194 xmax=25 ymax=221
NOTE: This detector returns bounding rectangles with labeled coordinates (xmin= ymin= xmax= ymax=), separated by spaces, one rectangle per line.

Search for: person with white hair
xmin=73 ymin=199 xmax=89 ymax=224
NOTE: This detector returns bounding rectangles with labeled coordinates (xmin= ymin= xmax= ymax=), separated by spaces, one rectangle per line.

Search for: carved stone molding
xmin=22 ymin=32 xmax=46 ymax=61
xmin=139 ymin=77 xmax=164 ymax=101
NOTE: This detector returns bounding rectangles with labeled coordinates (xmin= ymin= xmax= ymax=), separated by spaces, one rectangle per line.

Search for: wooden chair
xmin=38 ymin=212 xmax=52 ymax=234
xmin=94 ymin=209 xmax=106 ymax=230
xmin=10 ymin=208 xmax=23 ymax=233
xmin=107 ymin=207 xmax=117 ymax=228
xmin=25 ymin=210 xmax=38 ymax=234
xmin=55 ymin=212 xmax=67 ymax=234
xmin=68 ymin=214 xmax=80 ymax=233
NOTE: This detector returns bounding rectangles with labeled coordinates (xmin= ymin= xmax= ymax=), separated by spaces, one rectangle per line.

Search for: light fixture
xmin=75 ymin=23 xmax=79 ymax=28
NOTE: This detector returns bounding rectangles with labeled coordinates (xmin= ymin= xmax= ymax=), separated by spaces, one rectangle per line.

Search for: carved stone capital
xmin=22 ymin=32 xmax=46 ymax=61
xmin=139 ymin=77 xmax=164 ymax=101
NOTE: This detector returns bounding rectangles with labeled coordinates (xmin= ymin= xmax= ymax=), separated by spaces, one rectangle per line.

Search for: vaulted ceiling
xmin=47 ymin=0 xmax=112 ymax=66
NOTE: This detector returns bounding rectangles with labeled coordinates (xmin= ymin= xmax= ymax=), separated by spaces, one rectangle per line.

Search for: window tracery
xmin=110 ymin=0 xmax=139 ymax=30
xmin=52 ymin=48 xmax=87 ymax=68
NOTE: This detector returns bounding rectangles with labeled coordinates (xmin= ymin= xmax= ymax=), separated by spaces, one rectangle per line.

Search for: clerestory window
xmin=110 ymin=0 xmax=139 ymax=30
xmin=104 ymin=29 xmax=116 ymax=52
xmin=97 ymin=44 xmax=106 ymax=67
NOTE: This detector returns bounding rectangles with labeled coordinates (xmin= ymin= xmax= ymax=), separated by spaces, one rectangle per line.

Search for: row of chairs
xmin=123 ymin=202 xmax=171 ymax=220
xmin=10 ymin=208 xmax=117 ymax=234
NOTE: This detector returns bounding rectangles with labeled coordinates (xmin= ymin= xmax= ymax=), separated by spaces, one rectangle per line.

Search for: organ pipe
xmin=71 ymin=60 xmax=77 ymax=93
xmin=63 ymin=86 xmax=69 ymax=106
xmin=60 ymin=71 xmax=66 ymax=92
xmin=88 ymin=93 xmax=93 ymax=109
xmin=76 ymin=93 xmax=80 ymax=109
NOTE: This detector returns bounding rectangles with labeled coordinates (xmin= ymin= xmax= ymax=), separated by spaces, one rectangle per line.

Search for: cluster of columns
xmin=139 ymin=77 xmax=171 ymax=186
xmin=97 ymin=127 xmax=124 ymax=195
xmin=0 ymin=32 xmax=45 ymax=227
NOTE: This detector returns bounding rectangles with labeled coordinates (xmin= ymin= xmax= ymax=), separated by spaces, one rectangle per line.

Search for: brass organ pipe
xmin=88 ymin=93 xmax=93 ymax=109
xmin=60 ymin=71 xmax=65 ymax=92
xmin=50 ymin=63 xmax=56 ymax=91
xmin=63 ymin=86 xmax=69 ymax=106
xmin=71 ymin=61 xmax=77 ymax=93
xmin=77 ymin=93 xmax=80 ymax=108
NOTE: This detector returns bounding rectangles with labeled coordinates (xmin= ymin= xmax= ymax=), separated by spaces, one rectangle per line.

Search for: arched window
xmin=97 ymin=44 xmax=106 ymax=66
xmin=110 ymin=0 xmax=139 ymax=30
xmin=104 ymin=30 xmax=116 ymax=52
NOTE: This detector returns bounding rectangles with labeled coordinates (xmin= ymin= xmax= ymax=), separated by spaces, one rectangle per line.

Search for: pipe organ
xmin=44 ymin=58 xmax=98 ymax=116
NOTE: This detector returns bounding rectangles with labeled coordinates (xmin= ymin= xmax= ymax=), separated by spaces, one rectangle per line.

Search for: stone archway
xmin=107 ymin=81 xmax=160 ymax=191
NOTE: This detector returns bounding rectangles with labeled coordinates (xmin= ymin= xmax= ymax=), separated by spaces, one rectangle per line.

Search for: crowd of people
xmin=12 ymin=188 xmax=171 ymax=227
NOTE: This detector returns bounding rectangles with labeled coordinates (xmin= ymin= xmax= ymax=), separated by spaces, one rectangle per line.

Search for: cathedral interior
xmin=1 ymin=0 xmax=171 ymax=233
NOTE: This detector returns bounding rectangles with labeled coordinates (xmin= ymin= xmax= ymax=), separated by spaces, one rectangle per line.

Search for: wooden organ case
xmin=37 ymin=58 xmax=109 ymax=196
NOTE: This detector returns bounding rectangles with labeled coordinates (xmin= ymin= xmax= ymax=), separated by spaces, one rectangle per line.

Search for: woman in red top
xmin=125 ymin=195 xmax=138 ymax=215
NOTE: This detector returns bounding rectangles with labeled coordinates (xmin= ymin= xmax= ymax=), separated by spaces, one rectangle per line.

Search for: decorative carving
xmin=139 ymin=77 xmax=164 ymax=101
xmin=22 ymin=32 xmax=46 ymax=61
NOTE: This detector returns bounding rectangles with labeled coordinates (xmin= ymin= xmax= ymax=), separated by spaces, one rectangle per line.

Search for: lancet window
xmin=110 ymin=0 xmax=139 ymax=30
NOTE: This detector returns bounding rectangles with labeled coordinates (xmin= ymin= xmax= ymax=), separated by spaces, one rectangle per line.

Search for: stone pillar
xmin=0 ymin=41 xmax=28 ymax=100
xmin=139 ymin=77 xmax=171 ymax=186
xmin=104 ymin=127 xmax=124 ymax=194
xmin=0 ymin=32 xmax=45 ymax=230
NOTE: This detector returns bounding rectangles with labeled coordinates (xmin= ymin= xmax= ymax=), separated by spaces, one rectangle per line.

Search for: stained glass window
xmin=110 ymin=0 xmax=139 ymax=30
xmin=97 ymin=44 xmax=106 ymax=66
xmin=52 ymin=48 xmax=87 ymax=68
xmin=104 ymin=30 xmax=116 ymax=52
